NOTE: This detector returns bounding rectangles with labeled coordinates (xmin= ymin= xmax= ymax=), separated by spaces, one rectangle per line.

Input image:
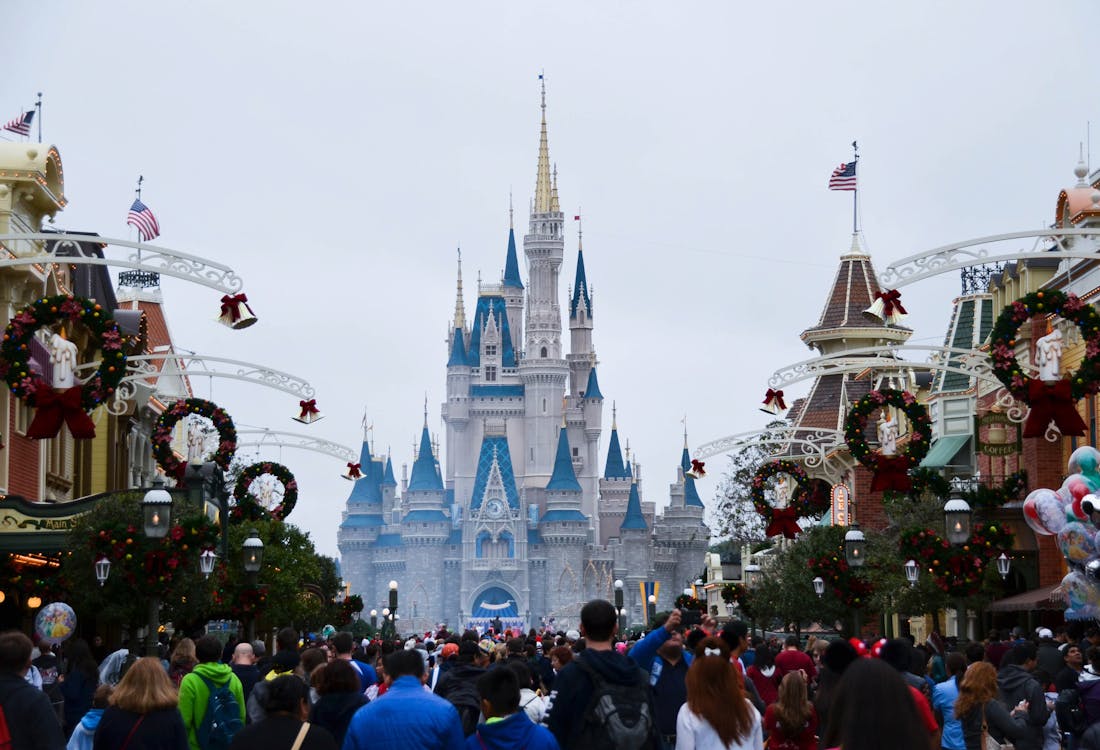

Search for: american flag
xmin=3 ymin=110 xmax=34 ymax=137
xmin=127 ymin=199 xmax=161 ymax=241
xmin=828 ymin=161 xmax=857 ymax=191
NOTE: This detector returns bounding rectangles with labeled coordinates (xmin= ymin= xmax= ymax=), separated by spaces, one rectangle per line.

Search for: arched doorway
xmin=469 ymin=585 xmax=522 ymax=635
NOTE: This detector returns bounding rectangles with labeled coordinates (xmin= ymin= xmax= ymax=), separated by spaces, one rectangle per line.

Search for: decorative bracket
xmin=694 ymin=427 xmax=852 ymax=483
xmin=879 ymin=227 xmax=1100 ymax=289
xmin=235 ymin=429 xmax=357 ymax=463
xmin=0 ymin=233 xmax=244 ymax=294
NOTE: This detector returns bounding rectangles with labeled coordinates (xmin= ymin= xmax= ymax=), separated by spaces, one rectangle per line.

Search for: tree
xmin=750 ymin=526 xmax=853 ymax=634
xmin=710 ymin=420 xmax=789 ymax=543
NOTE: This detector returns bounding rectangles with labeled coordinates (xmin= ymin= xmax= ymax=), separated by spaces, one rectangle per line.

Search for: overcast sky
xmin=6 ymin=1 xmax=1099 ymax=558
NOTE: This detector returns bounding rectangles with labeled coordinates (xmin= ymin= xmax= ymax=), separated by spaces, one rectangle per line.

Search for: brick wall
xmin=8 ymin=396 xmax=39 ymax=498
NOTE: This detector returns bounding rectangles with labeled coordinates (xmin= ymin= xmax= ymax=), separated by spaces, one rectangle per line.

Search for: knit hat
xmin=821 ymin=639 xmax=859 ymax=674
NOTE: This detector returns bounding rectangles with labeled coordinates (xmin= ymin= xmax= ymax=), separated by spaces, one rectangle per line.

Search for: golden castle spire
xmin=534 ymin=73 xmax=553 ymax=213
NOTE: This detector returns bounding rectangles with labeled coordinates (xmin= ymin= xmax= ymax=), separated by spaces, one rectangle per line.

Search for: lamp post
xmin=812 ymin=576 xmax=824 ymax=598
xmin=647 ymin=594 xmax=656 ymax=626
xmin=843 ymin=525 xmax=866 ymax=568
xmin=904 ymin=559 xmax=919 ymax=588
xmin=382 ymin=607 xmax=391 ymax=639
xmin=370 ymin=609 xmax=378 ymax=635
xmin=996 ymin=553 xmax=1011 ymax=580
xmin=388 ymin=580 xmax=399 ymax=637
xmin=141 ymin=478 xmax=172 ymax=656
xmin=242 ymin=529 xmax=264 ymax=642
xmin=614 ymin=579 xmax=625 ymax=633
xmin=944 ymin=495 xmax=973 ymax=546
xmin=743 ymin=564 xmax=761 ymax=587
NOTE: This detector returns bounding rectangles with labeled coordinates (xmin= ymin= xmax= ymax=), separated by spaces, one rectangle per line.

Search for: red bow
xmin=870 ymin=455 xmax=913 ymax=492
xmin=26 ymin=386 xmax=97 ymax=440
xmin=346 ymin=462 xmax=363 ymax=479
xmin=299 ymin=399 xmax=320 ymax=418
xmin=876 ymin=289 xmax=907 ymax=317
xmin=172 ymin=461 xmax=189 ymax=484
xmin=690 ymin=459 xmax=706 ymax=477
xmin=762 ymin=388 xmax=787 ymax=410
xmin=220 ymin=294 xmax=250 ymax=322
xmin=1023 ymin=379 xmax=1087 ymax=438
xmin=765 ymin=507 xmax=801 ymax=539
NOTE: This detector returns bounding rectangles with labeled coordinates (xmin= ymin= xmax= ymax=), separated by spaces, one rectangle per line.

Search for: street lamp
xmin=389 ymin=579 xmax=399 ymax=617
xmin=94 ymin=556 xmax=110 ymax=586
xmin=370 ymin=609 xmax=378 ymax=633
xmin=904 ymin=559 xmax=919 ymax=588
xmin=996 ymin=553 xmax=1011 ymax=580
xmin=382 ymin=607 xmax=391 ymax=639
xmin=744 ymin=564 xmax=762 ymax=587
xmin=844 ymin=525 xmax=866 ymax=568
xmin=242 ymin=529 xmax=264 ymax=641
xmin=614 ymin=579 xmax=625 ymax=633
xmin=647 ymin=594 xmax=656 ymax=626
xmin=141 ymin=479 xmax=173 ymax=656
xmin=198 ymin=549 xmax=217 ymax=579
xmin=812 ymin=576 xmax=825 ymax=598
xmin=944 ymin=496 xmax=973 ymax=545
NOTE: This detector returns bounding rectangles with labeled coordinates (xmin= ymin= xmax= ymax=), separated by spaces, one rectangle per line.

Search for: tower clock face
xmin=485 ymin=498 xmax=505 ymax=519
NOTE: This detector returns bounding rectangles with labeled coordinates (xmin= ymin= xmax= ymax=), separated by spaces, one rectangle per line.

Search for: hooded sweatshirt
xmin=178 ymin=661 xmax=246 ymax=750
xmin=997 ymin=664 xmax=1049 ymax=750
xmin=1079 ymin=666 xmax=1100 ymax=725
xmin=309 ymin=690 xmax=367 ymax=746
xmin=465 ymin=711 xmax=560 ymax=750
xmin=65 ymin=708 xmax=104 ymax=750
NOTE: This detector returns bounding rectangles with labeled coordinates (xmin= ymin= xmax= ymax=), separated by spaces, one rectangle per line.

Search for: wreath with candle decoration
xmin=1 ymin=294 xmax=127 ymax=413
xmin=844 ymin=389 xmax=931 ymax=485
xmin=152 ymin=398 xmax=237 ymax=481
xmin=232 ymin=461 xmax=298 ymax=522
xmin=750 ymin=460 xmax=831 ymax=533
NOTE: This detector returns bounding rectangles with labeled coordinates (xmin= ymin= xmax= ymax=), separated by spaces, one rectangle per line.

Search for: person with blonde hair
xmin=762 ymin=670 xmax=818 ymax=750
xmin=168 ymin=638 xmax=197 ymax=688
xmin=953 ymin=661 xmax=1030 ymax=750
xmin=676 ymin=637 xmax=762 ymax=750
xmin=92 ymin=657 xmax=188 ymax=750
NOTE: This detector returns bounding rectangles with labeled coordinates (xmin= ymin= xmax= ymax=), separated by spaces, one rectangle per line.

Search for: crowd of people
xmin=4 ymin=609 xmax=1100 ymax=750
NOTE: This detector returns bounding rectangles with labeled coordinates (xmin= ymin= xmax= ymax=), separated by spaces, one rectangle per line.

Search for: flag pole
xmin=135 ymin=176 xmax=144 ymax=257
xmin=851 ymin=140 xmax=859 ymax=235
xmin=35 ymin=93 xmax=42 ymax=142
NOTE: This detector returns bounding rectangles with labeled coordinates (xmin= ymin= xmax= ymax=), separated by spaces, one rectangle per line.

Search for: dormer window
xmin=484 ymin=344 xmax=497 ymax=357
xmin=485 ymin=366 xmax=497 ymax=382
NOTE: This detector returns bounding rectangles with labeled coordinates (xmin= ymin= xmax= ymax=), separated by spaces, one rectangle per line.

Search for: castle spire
xmin=503 ymin=208 xmax=523 ymax=289
xmin=551 ymin=164 xmax=560 ymax=213
xmin=453 ymin=248 xmax=466 ymax=329
xmin=534 ymin=73 xmax=553 ymax=213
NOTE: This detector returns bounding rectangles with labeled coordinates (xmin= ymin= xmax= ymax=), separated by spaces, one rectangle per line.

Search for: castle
xmin=337 ymin=84 xmax=709 ymax=632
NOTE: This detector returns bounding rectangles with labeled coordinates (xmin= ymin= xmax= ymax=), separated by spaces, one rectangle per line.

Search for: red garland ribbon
xmin=299 ymin=399 xmax=320 ymax=418
xmin=877 ymin=289 xmax=907 ymax=317
xmin=870 ymin=455 xmax=913 ymax=492
xmin=26 ymin=385 xmax=97 ymax=439
xmin=1023 ymin=379 xmax=1087 ymax=438
xmin=219 ymin=294 xmax=249 ymax=322
xmin=765 ymin=507 xmax=801 ymax=539
xmin=762 ymin=388 xmax=787 ymax=410
xmin=346 ymin=462 xmax=362 ymax=478
xmin=172 ymin=461 xmax=189 ymax=484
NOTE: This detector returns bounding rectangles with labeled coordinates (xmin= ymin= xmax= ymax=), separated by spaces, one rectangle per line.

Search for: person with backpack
xmin=93 ymin=657 xmax=188 ymax=750
xmin=544 ymin=599 xmax=659 ymax=750
xmin=342 ymin=648 xmax=464 ymax=750
xmin=434 ymin=640 xmax=489 ymax=736
xmin=464 ymin=667 xmax=559 ymax=750
xmin=228 ymin=675 xmax=336 ymax=750
xmin=178 ymin=636 xmax=245 ymax=750
xmin=675 ymin=637 xmax=762 ymax=750
xmin=0 ymin=630 xmax=65 ymax=750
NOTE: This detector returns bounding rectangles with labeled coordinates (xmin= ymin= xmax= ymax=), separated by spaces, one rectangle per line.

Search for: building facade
xmin=337 ymin=89 xmax=709 ymax=632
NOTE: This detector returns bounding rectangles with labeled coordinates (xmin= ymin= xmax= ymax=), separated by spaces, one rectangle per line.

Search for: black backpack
xmin=443 ymin=676 xmax=482 ymax=737
xmin=196 ymin=675 xmax=243 ymax=750
xmin=1055 ymin=688 xmax=1088 ymax=737
xmin=574 ymin=658 xmax=656 ymax=749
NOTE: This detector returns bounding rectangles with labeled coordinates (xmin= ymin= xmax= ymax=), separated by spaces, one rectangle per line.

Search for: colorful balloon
xmin=1069 ymin=447 xmax=1100 ymax=491
xmin=1063 ymin=474 xmax=1092 ymax=502
xmin=1024 ymin=488 xmax=1064 ymax=536
xmin=33 ymin=602 xmax=76 ymax=645
xmin=1059 ymin=522 xmax=1097 ymax=563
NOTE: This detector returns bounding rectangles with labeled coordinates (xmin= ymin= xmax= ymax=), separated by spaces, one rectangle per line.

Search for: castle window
xmin=484 ymin=344 xmax=497 ymax=357
xmin=485 ymin=366 xmax=497 ymax=382
xmin=541 ymin=347 xmax=548 ymax=358
xmin=572 ymin=447 xmax=579 ymax=457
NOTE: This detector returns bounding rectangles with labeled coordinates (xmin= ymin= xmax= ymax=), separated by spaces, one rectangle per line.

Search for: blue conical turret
xmin=448 ymin=328 xmax=467 ymax=367
xmin=408 ymin=425 xmax=444 ymax=492
xmin=584 ymin=366 xmax=603 ymax=400
xmin=605 ymin=426 xmax=627 ymax=479
xmin=570 ymin=248 xmax=591 ymax=319
xmin=382 ymin=456 xmax=397 ymax=487
xmin=681 ymin=446 xmax=704 ymax=507
xmin=546 ymin=426 xmax=582 ymax=492
xmin=503 ymin=227 xmax=524 ymax=289
xmin=620 ymin=481 xmax=648 ymax=530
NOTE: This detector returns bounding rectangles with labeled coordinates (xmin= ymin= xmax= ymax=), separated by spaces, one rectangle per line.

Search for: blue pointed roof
xmin=680 ymin=446 xmax=703 ymax=506
xmin=346 ymin=440 xmax=383 ymax=505
xmin=570 ymin=250 xmax=592 ymax=319
xmin=503 ymin=228 xmax=523 ymax=289
xmin=584 ymin=367 xmax=603 ymax=400
xmin=620 ymin=482 xmax=648 ymax=530
xmin=408 ymin=426 xmax=444 ymax=492
xmin=470 ymin=435 xmax=521 ymax=510
xmin=624 ymin=460 xmax=632 ymax=477
xmin=546 ymin=426 xmax=582 ymax=492
xmin=681 ymin=447 xmax=692 ymax=473
xmin=466 ymin=295 xmax=517 ymax=368
xmin=604 ymin=427 xmax=628 ymax=479
xmin=447 ymin=328 xmax=467 ymax=367
xmin=382 ymin=456 xmax=397 ymax=486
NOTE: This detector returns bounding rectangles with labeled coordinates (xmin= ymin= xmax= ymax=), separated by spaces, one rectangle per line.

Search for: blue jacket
xmin=465 ymin=712 xmax=560 ymax=750
xmin=628 ymin=627 xmax=693 ymax=675
xmin=342 ymin=675 xmax=464 ymax=750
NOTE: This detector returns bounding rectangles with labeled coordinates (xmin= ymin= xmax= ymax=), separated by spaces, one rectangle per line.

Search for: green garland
xmin=898 ymin=469 xmax=1026 ymax=509
xmin=152 ymin=398 xmax=237 ymax=480
xmin=898 ymin=522 xmax=1014 ymax=598
xmin=89 ymin=513 xmax=219 ymax=593
xmin=232 ymin=461 xmax=298 ymax=522
xmin=1 ymin=294 xmax=126 ymax=410
xmin=807 ymin=550 xmax=874 ymax=608
xmin=989 ymin=290 xmax=1100 ymax=400
xmin=750 ymin=460 xmax=830 ymax=524
xmin=844 ymin=389 xmax=932 ymax=472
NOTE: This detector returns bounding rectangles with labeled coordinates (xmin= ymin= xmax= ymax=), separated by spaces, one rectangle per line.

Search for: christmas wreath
xmin=721 ymin=583 xmax=754 ymax=619
xmin=898 ymin=522 xmax=1014 ymax=598
xmin=152 ymin=398 xmax=237 ymax=482
xmin=807 ymin=551 xmax=874 ymax=608
xmin=674 ymin=593 xmax=706 ymax=611
xmin=232 ymin=461 xmax=298 ymax=522
xmin=1 ymin=295 xmax=127 ymax=439
xmin=989 ymin=290 xmax=1100 ymax=437
xmin=844 ymin=389 xmax=931 ymax=492
xmin=336 ymin=594 xmax=365 ymax=627
xmin=89 ymin=513 xmax=219 ymax=592
xmin=750 ymin=460 xmax=831 ymax=538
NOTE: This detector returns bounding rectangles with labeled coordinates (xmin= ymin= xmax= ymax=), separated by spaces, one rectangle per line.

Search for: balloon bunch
xmin=1022 ymin=446 xmax=1100 ymax=619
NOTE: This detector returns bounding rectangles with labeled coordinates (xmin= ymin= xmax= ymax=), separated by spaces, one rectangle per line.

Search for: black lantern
xmin=243 ymin=529 xmax=264 ymax=573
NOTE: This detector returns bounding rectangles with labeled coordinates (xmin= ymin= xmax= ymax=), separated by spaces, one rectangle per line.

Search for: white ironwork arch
xmin=0 ymin=232 xmax=245 ymax=293
xmin=234 ymin=429 xmax=357 ymax=463
xmin=768 ymin=345 xmax=1001 ymax=390
xmin=879 ymin=227 xmax=1100 ymax=289
xmin=694 ymin=427 xmax=852 ymax=483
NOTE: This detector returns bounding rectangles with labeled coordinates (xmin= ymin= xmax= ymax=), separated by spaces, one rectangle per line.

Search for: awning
xmin=987 ymin=584 xmax=1065 ymax=612
xmin=919 ymin=435 xmax=970 ymax=468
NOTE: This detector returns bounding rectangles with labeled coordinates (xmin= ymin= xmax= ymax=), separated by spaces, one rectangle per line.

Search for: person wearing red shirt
xmin=763 ymin=671 xmax=818 ymax=750
xmin=774 ymin=636 xmax=817 ymax=683
xmin=745 ymin=646 xmax=780 ymax=706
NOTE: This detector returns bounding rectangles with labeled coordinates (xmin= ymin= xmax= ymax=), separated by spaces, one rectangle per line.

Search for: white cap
xmin=566 ymin=629 xmax=580 ymax=641
xmin=1037 ymin=627 xmax=1054 ymax=640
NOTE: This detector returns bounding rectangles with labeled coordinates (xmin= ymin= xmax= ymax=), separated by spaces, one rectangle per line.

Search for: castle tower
xmin=502 ymin=208 xmax=525 ymax=348
xmin=539 ymin=424 xmax=588 ymax=622
xmin=336 ymin=428 xmax=387 ymax=604
xmin=618 ymin=480 xmax=651 ymax=622
xmin=568 ymin=225 xmax=594 ymax=398
xmin=520 ymin=78 xmax=570 ymax=483
xmin=598 ymin=405 xmax=632 ymax=544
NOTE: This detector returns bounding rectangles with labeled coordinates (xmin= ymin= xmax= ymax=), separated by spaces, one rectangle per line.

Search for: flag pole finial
xmin=135 ymin=175 xmax=144 ymax=201
xmin=35 ymin=93 xmax=42 ymax=142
